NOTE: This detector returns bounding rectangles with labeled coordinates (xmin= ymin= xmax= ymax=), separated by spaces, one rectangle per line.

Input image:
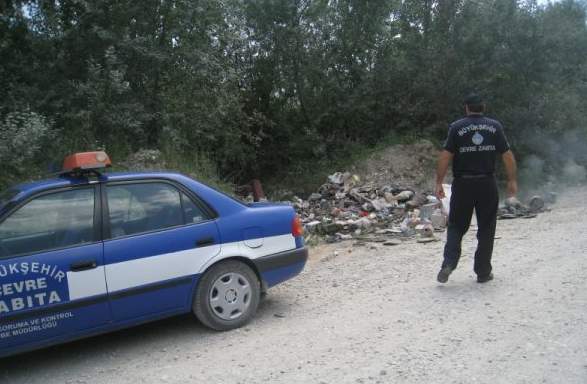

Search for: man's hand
xmin=436 ymin=150 xmax=453 ymax=199
xmin=435 ymin=183 xmax=445 ymax=199
xmin=507 ymin=180 xmax=518 ymax=198
xmin=502 ymin=150 xmax=518 ymax=198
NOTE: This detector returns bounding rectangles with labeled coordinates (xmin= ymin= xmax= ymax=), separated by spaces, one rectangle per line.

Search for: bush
xmin=0 ymin=110 xmax=52 ymax=189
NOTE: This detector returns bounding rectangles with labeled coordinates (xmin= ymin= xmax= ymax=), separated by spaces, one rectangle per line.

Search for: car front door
xmin=103 ymin=181 xmax=220 ymax=321
xmin=0 ymin=186 xmax=110 ymax=354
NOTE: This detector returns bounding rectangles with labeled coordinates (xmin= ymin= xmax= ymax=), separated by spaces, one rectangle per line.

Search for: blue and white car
xmin=0 ymin=152 xmax=307 ymax=358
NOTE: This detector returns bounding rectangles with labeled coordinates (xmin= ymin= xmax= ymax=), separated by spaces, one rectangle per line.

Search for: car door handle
xmin=195 ymin=237 xmax=215 ymax=248
xmin=70 ymin=260 xmax=98 ymax=272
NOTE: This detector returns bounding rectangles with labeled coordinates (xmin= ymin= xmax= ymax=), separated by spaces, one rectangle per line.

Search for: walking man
xmin=435 ymin=94 xmax=518 ymax=283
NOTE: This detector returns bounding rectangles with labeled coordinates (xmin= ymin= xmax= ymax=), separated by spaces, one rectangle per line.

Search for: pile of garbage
xmin=498 ymin=194 xmax=553 ymax=219
xmin=289 ymin=172 xmax=555 ymax=244
xmin=291 ymin=172 xmax=448 ymax=244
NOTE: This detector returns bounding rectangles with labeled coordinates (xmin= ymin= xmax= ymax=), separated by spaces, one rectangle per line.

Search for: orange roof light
xmin=62 ymin=151 xmax=112 ymax=173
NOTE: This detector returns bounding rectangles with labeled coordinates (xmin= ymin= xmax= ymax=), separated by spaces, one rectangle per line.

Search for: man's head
xmin=464 ymin=93 xmax=485 ymax=115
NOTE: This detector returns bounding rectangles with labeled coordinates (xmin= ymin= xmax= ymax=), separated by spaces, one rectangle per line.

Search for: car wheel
xmin=193 ymin=260 xmax=260 ymax=331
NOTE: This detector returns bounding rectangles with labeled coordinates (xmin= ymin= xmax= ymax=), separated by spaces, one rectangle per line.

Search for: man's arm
xmin=435 ymin=150 xmax=454 ymax=199
xmin=502 ymin=150 xmax=518 ymax=197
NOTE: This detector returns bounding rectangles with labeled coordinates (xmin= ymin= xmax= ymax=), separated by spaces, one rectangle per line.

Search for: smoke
xmin=519 ymin=154 xmax=549 ymax=186
xmin=517 ymin=129 xmax=587 ymax=198
xmin=562 ymin=160 xmax=587 ymax=184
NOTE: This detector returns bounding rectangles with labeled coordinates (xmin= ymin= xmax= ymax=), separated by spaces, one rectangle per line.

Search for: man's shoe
xmin=437 ymin=266 xmax=454 ymax=283
xmin=477 ymin=273 xmax=494 ymax=283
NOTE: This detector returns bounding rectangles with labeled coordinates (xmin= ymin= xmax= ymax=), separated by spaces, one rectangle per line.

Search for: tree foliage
xmin=1 ymin=0 xmax=586 ymax=189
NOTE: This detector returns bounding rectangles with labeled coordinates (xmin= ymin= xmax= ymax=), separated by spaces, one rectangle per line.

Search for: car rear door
xmin=0 ymin=186 xmax=110 ymax=354
xmin=102 ymin=180 xmax=220 ymax=321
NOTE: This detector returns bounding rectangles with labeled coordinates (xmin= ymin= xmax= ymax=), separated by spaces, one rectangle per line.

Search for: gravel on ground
xmin=1 ymin=187 xmax=586 ymax=384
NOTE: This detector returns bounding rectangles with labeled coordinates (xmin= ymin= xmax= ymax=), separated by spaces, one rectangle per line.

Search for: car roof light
xmin=61 ymin=151 xmax=112 ymax=175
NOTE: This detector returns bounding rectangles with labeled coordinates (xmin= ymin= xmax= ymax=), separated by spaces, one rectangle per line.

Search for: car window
xmin=181 ymin=193 xmax=208 ymax=224
xmin=0 ymin=188 xmax=95 ymax=257
xmin=107 ymin=183 xmax=185 ymax=238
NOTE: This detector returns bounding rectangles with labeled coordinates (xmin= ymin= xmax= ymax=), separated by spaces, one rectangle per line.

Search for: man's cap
xmin=464 ymin=93 xmax=483 ymax=106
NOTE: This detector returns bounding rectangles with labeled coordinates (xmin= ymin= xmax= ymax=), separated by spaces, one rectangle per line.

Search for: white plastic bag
xmin=441 ymin=183 xmax=452 ymax=216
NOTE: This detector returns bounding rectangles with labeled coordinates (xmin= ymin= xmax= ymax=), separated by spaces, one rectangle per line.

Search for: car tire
xmin=193 ymin=260 xmax=261 ymax=331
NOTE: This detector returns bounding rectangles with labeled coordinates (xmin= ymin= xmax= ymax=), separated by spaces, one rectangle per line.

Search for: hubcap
xmin=209 ymin=272 xmax=252 ymax=320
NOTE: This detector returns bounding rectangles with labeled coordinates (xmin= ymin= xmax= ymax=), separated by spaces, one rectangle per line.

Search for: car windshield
xmin=0 ymin=188 xmax=19 ymax=211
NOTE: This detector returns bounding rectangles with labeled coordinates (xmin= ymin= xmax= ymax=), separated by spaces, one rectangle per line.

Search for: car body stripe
xmin=66 ymin=233 xmax=296 ymax=300
xmin=200 ymin=234 xmax=296 ymax=274
xmin=104 ymin=244 xmax=221 ymax=293
xmin=67 ymin=267 xmax=108 ymax=300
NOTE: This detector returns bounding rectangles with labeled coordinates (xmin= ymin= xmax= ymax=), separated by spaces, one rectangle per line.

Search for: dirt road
xmin=1 ymin=187 xmax=586 ymax=384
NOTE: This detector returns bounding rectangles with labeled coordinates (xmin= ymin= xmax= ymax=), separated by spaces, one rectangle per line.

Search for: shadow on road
xmin=0 ymin=296 xmax=283 ymax=373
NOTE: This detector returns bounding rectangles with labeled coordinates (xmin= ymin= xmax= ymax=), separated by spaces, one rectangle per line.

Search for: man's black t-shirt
xmin=443 ymin=114 xmax=510 ymax=177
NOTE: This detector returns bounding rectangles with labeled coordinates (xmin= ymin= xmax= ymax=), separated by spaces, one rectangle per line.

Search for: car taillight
xmin=292 ymin=216 xmax=304 ymax=237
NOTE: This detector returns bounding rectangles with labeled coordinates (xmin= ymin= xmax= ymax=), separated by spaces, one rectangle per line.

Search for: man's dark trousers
xmin=442 ymin=176 xmax=499 ymax=277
